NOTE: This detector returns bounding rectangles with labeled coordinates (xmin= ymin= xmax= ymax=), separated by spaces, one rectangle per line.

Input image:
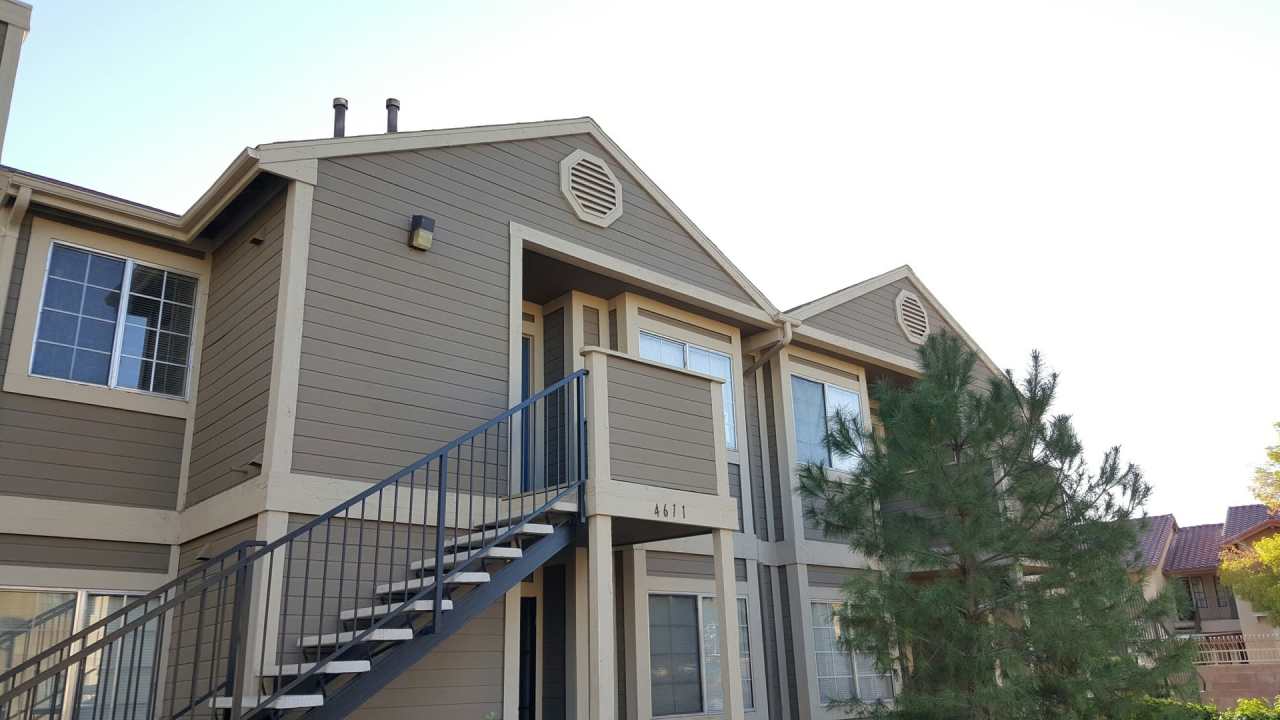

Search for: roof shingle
xmin=1223 ymin=504 xmax=1280 ymax=542
xmin=1164 ymin=523 xmax=1224 ymax=574
xmin=1132 ymin=514 xmax=1176 ymax=569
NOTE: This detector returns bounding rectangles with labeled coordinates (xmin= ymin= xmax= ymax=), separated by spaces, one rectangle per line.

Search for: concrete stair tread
xmin=339 ymin=599 xmax=453 ymax=621
xmin=259 ymin=660 xmax=371 ymax=676
xmin=297 ymin=628 xmax=413 ymax=648
xmin=375 ymin=571 xmax=490 ymax=596
xmin=447 ymin=523 xmax=553 ymax=550
xmin=408 ymin=546 xmax=522 ymax=573
xmin=210 ymin=695 xmax=324 ymax=710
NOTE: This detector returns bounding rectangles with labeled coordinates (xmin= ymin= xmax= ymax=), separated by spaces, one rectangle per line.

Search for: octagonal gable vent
xmin=560 ymin=149 xmax=623 ymax=227
xmin=895 ymin=289 xmax=930 ymax=345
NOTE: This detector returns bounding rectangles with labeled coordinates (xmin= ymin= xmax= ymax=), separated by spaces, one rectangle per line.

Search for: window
xmin=1189 ymin=577 xmax=1209 ymax=609
xmin=0 ymin=589 xmax=156 ymax=720
xmin=811 ymin=603 xmax=893 ymax=705
xmin=650 ymin=594 xmax=703 ymax=715
xmin=700 ymin=596 xmax=753 ymax=712
xmin=792 ymin=375 xmax=862 ymax=472
xmin=639 ymin=331 xmax=736 ymax=449
xmin=1214 ymin=577 xmax=1233 ymax=608
xmin=32 ymin=243 xmax=197 ymax=398
xmin=649 ymin=594 xmax=753 ymax=716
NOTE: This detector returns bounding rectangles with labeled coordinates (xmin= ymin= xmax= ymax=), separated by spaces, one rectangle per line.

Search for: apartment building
xmin=0 ymin=4 xmax=1007 ymax=719
xmin=1132 ymin=507 xmax=1280 ymax=706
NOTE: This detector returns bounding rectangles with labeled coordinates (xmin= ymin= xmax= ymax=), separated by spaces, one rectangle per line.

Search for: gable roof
xmin=785 ymin=264 xmax=1003 ymax=379
xmin=1223 ymin=504 xmax=1280 ymax=544
xmin=1132 ymin=514 xmax=1177 ymax=569
xmin=255 ymin=117 xmax=779 ymax=321
xmin=1164 ymin=523 xmax=1224 ymax=574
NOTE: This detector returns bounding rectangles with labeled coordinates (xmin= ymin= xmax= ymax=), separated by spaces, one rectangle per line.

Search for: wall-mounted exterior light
xmin=409 ymin=214 xmax=434 ymax=251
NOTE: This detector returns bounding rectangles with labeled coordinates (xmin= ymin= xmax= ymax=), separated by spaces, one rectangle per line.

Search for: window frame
xmin=0 ymin=585 xmax=153 ymax=720
xmin=790 ymin=371 xmax=864 ymax=473
xmin=30 ymin=240 xmax=198 ymax=400
xmin=638 ymin=329 xmax=737 ymax=451
xmin=647 ymin=591 xmax=754 ymax=717
xmin=810 ymin=601 xmax=895 ymax=706
xmin=3 ymin=217 xmax=207 ymax=418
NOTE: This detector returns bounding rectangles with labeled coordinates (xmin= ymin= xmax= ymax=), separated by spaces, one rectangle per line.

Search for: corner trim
xmin=260 ymin=180 xmax=314 ymax=483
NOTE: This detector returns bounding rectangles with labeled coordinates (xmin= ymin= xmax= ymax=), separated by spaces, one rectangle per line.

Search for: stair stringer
xmin=304 ymin=522 xmax=576 ymax=719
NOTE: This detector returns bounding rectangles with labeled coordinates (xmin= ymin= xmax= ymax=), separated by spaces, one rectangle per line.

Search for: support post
xmin=587 ymin=515 xmax=616 ymax=720
xmin=622 ymin=548 xmax=651 ymax=720
xmin=712 ymin=528 xmax=745 ymax=720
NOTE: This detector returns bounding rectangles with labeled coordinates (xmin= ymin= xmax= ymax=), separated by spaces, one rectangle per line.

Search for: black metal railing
xmin=0 ymin=369 xmax=588 ymax=720
xmin=0 ymin=597 xmax=78 ymax=720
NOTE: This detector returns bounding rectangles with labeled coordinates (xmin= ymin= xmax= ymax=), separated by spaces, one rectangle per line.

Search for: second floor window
xmin=639 ymin=330 xmax=736 ymax=450
xmin=791 ymin=375 xmax=862 ymax=472
xmin=32 ymin=243 xmax=197 ymax=398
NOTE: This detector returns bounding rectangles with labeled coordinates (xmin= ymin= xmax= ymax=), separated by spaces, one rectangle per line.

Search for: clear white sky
xmin=6 ymin=1 xmax=1277 ymax=525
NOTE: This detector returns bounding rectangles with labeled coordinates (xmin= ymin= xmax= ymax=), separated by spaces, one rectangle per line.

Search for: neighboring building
xmin=1132 ymin=507 xmax=1280 ymax=707
xmin=0 ymin=5 xmax=1009 ymax=720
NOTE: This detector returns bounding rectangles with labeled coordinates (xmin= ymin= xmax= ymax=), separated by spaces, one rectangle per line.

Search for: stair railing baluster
xmin=433 ymin=451 xmax=449 ymax=634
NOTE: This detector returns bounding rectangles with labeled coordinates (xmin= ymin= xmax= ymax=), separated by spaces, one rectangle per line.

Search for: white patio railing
xmin=1187 ymin=632 xmax=1280 ymax=665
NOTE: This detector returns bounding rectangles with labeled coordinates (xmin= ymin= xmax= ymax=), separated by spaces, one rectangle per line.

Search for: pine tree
xmin=798 ymin=333 xmax=1194 ymax=720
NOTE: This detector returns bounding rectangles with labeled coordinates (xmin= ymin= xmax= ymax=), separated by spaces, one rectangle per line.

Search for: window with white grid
xmin=31 ymin=243 xmax=197 ymax=398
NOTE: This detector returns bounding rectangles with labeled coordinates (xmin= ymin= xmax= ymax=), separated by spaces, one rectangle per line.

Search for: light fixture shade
xmin=409 ymin=214 xmax=435 ymax=251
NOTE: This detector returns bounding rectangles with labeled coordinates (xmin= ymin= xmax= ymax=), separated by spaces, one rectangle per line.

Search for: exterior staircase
xmin=0 ymin=370 xmax=588 ymax=720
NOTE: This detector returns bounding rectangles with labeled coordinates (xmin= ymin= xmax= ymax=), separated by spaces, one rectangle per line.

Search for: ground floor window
xmin=0 ymin=588 xmax=156 ymax=720
xmin=811 ymin=602 xmax=894 ymax=705
xmin=649 ymin=593 xmax=753 ymax=716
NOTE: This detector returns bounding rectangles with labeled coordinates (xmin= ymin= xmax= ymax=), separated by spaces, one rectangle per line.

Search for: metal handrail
xmin=0 ymin=542 xmax=263 ymax=689
xmin=1 ymin=367 xmax=589 ymax=720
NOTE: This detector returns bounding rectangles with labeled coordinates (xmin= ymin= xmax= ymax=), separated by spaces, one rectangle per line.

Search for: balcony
xmin=580 ymin=347 xmax=738 ymax=543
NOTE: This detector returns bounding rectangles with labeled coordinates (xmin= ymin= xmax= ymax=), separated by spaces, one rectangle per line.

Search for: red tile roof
xmin=1163 ymin=523 xmax=1224 ymax=574
xmin=1132 ymin=514 xmax=1176 ymax=568
xmin=1223 ymin=504 xmax=1280 ymax=542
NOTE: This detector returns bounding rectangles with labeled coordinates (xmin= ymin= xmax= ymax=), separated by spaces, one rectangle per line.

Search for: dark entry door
xmin=518 ymin=597 xmax=537 ymax=720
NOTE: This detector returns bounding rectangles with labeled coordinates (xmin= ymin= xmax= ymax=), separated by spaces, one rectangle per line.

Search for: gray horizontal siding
xmin=169 ymin=519 xmax=257 ymax=712
xmin=744 ymin=371 xmax=768 ymax=541
xmin=583 ymin=306 xmax=600 ymax=346
xmin=807 ymin=565 xmax=861 ymax=588
xmin=0 ymin=219 xmax=184 ymax=509
xmin=606 ymin=355 xmax=718 ymax=494
xmin=637 ymin=307 xmax=732 ymax=344
xmin=806 ymin=277 xmax=959 ymax=363
xmin=758 ymin=566 xmax=783 ymax=720
xmin=0 ymin=534 xmax=169 ymax=573
xmin=292 ymin=155 xmax=514 ymax=481
xmin=425 ymin=134 xmax=753 ymax=304
xmin=186 ymin=192 xmax=285 ymax=506
xmin=763 ymin=362 xmax=785 ymax=541
xmin=645 ymin=551 xmax=747 ymax=582
xmin=728 ymin=462 xmax=743 ymax=532
xmin=351 ymin=602 xmax=505 ymax=719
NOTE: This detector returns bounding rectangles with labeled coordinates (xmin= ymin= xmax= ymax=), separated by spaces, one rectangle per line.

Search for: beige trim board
xmin=0 ymin=565 xmax=167 ymax=593
xmin=0 ymin=185 xmax=30 ymax=336
xmin=2 ymin=149 xmax=261 ymax=245
xmin=514 ymin=221 xmax=772 ymax=326
xmin=0 ymin=1 xmax=31 ymax=30
xmin=0 ymin=496 xmax=178 ymax=544
xmin=260 ymin=179 xmax=313 ymax=482
xmin=3 ymin=216 xmax=211 ymax=418
xmin=178 ymin=474 xmax=268 ymax=544
xmin=793 ymin=324 xmax=922 ymax=378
